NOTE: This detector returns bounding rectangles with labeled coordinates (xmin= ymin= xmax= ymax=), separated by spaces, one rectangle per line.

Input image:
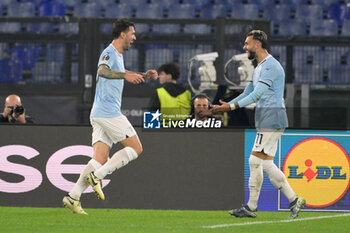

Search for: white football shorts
xmin=252 ymin=128 xmax=285 ymax=157
xmin=90 ymin=115 xmax=137 ymax=147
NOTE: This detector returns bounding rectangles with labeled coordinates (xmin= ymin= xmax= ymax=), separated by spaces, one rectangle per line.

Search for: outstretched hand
xmin=210 ymin=100 xmax=231 ymax=114
xmin=125 ymin=72 xmax=145 ymax=84
xmin=144 ymin=70 xmax=158 ymax=80
xmin=198 ymin=109 xmax=213 ymax=118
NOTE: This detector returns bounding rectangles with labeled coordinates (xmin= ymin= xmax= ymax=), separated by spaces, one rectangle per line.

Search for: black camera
xmin=10 ymin=105 xmax=24 ymax=115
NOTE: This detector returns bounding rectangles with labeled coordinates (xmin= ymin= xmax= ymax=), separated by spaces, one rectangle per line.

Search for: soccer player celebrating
xmin=207 ymin=30 xmax=305 ymax=218
xmin=63 ymin=18 xmax=158 ymax=214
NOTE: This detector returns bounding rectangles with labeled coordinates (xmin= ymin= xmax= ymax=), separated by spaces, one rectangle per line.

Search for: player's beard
xmin=248 ymin=50 xmax=256 ymax=60
xmin=124 ymin=40 xmax=132 ymax=51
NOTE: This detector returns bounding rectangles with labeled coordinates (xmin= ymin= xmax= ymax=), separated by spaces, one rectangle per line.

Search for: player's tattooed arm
xmin=98 ymin=65 xmax=125 ymax=79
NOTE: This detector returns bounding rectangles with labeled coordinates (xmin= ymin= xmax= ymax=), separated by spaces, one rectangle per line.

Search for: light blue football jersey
xmin=252 ymin=54 xmax=288 ymax=129
xmin=90 ymin=44 xmax=125 ymax=118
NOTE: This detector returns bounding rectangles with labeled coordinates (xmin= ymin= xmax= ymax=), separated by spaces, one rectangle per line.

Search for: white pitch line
xmin=202 ymin=213 xmax=350 ymax=229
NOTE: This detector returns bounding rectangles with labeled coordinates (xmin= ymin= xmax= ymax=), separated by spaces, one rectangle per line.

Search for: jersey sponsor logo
xmin=283 ymin=137 xmax=350 ymax=207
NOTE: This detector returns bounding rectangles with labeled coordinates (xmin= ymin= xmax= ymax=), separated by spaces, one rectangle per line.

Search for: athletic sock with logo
xmin=247 ymin=155 xmax=263 ymax=211
xmin=263 ymin=160 xmax=297 ymax=202
xmin=69 ymin=159 xmax=102 ymax=200
xmin=94 ymin=147 xmax=138 ymax=179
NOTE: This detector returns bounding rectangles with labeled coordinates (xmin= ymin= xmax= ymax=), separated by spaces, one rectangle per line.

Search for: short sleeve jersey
xmin=90 ymin=44 xmax=125 ymax=118
xmin=252 ymin=55 xmax=288 ymax=129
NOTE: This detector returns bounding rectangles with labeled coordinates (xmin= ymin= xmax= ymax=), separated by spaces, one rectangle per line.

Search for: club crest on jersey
xmin=283 ymin=137 xmax=350 ymax=208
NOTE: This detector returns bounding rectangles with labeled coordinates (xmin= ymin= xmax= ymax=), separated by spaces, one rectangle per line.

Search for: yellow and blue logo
xmin=283 ymin=137 xmax=350 ymax=207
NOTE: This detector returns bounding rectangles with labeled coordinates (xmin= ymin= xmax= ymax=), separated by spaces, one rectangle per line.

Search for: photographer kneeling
xmin=0 ymin=94 xmax=34 ymax=124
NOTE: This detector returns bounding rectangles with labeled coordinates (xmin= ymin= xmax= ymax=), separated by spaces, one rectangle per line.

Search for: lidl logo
xmin=143 ymin=110 xmax=161 ymax=129
xmin=283 ymin=137 xmax=350 ymax=208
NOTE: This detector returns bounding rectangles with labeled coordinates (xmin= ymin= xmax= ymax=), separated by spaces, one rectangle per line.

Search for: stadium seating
xmin=167 ymin=4 xmax=196 ymax=19
xmin=341 ymin=19 xmax=350 ymax=35
xmin=291 ymin=0 xmax=309 ymax=5
xmin=0 ymin=59 xmax=23 ymax=83
xmin=231 ymin=4 xmax=245 ymax=19
xmin=270 ymin=46 xmax=287 ymax=68
xmin=310 ymin=19 xmax=338 ymax=36
xmin=90 ymin=0 xmax=111 ymax=10
xmin=71 ymin=62 xmax=78 ymax=83
xmin=145 ymin=48 xmax=174 ymax=71
xmin=200 ymin=4 xmax=227 ymax=18
xmin=293 ymin=47 xmax=325 ymax=84
xmin=225 ymin=24 xmax=244 ymax=34
xmin=312 ymin=0 xmax=340 ymax=9
xmin=29 ymin=22 xmax=56 ymax=33
xmin=294 ymin=64 xmax=324 ymax=84
xmin=1 ymin=0 xmax=349 ymax=86
xmin=296 ymin=5 xmax=323 ymax=25
xmin=182 ymin=0 xmax=211 ymax=9
xmin=38 ymin=0 xmax=65 ymax=17
xmin=10 ymin=45 xmax=41 ymax=70
xmin=274 ymin=19 xmax=307 ymax=36
xmin=0 ymin=43 xmax=9 ymax=60
xmin=45 ymin=44 xmax=65 ymax=64
xmin=327 ymin=3 xmax=346 ymax=26
xmin=183 ymin=24 xmax=211 ymax=34
xmin=7 ymin=2 xmax=35 ymax=17
xmin=344 ymin=4 xmax=350 ymax=20
xmin=231 ymin=4 xmax=260 ymax=19
xmin=135 ymin=4 xmax=163 ymax=19
xmin=104 ymin=3 xmax=133 ymax=18
xmin=58 ymin=23 xmax=79 ymax=34
xmin=152 ymin=24 xmax=181 ymax=34
xmin=63 ymin=0 xmax=81 ymax=9
xmin=0 ymin=23 xmax=21 ymax=33
xmin=28 ymin=0 xmax=61 ymax=33
xmin=73 ymin=2 xmax=101 ymax=18
xmin=241 ymin=4 xmax=260 ymax=19
xmin=32 ymin=61 xmax=63 ymax=83
xmin=248 ymin=0 xmax=275 ymax=9
xmin=327 ymin=64 xmax=350 ymax=84
xmin=159 ymin=0 xmax=175 ymax=9
xmin=273 ymin=4 xmax=292 ymax=22
xmin=134 ymin=23 xmax=150 ymax=33
xmin=0 ymin=0 xmax=12 ymax=7
xmin=124 ymin=48 xmax=138 ymax=72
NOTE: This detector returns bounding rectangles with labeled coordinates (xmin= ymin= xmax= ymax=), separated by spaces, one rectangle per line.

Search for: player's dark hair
xmin=112 ymin=18 xmax=135 ymax=39
xmin=247 ymin=30 xmax=268 ymax=49
xmin=158 ymin=63 xmax=180 ymax=80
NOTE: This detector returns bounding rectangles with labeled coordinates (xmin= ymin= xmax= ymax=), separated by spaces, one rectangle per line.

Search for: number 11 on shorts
xmin=256 ymin=133 xmax=263 ymax=145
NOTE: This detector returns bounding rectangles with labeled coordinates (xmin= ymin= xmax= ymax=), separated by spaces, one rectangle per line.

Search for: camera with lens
xmin=10 ymin=105 xmax=25 ymax=116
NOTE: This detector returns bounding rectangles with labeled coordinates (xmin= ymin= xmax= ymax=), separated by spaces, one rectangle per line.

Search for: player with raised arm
xmin=62 ymin=18 xmax=157 ymax=215
xmin=207 ymin=30 xmax=305 ymax=219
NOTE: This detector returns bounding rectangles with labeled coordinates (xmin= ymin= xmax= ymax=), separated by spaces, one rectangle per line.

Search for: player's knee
xmin=249 ymin=154 xmax=262 ymax=167
xmin=133 ymin=142 xmax=143 ymax=156
xmin=93 ymin=151 xmax=109 ymax=164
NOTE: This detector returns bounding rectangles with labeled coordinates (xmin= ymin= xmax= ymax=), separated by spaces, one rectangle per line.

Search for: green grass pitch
xmin=0 ymin=206 xmax=349 ymax=233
